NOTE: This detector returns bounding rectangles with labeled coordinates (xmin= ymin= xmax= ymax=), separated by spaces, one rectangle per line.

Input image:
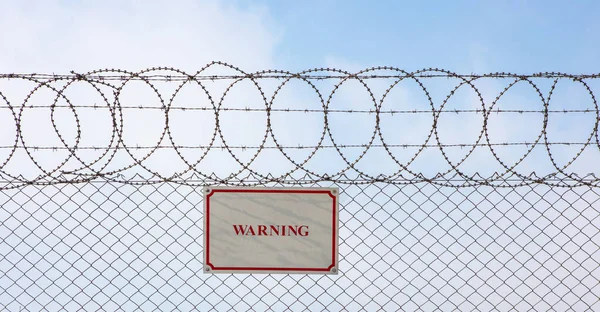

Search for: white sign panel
xmin=203 ymin=187 xmax=339 ymax=274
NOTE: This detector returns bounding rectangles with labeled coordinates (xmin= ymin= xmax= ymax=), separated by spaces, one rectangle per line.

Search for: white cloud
xmin=0 ymin=0 xmax=280 ymax=72
xmin=0 ymin=0 xmax=283 ymax=181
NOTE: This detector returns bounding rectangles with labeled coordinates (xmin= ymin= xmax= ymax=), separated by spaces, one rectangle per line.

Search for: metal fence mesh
xmin=1 ymin=66 xmax=600 ymax=311
xmin=1 ymin=176 xmax=599 ymax=311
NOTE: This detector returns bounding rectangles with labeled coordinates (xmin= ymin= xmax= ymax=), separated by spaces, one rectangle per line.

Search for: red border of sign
xmin=205 ymin=188 xmax=337 ymax=273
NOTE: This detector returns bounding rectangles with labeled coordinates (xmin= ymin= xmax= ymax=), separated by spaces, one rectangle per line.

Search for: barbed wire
xmin=1 ymin=105 xmax=595 ymax=114
xmin=2 ymin=70 xmax=600 ymax=80
xmin=0 ymin=63 xmax=599 ymax=189
xmin=0 ymin=142 xmax=595 ymax=151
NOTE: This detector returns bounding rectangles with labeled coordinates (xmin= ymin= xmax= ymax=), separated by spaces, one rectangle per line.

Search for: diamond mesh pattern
xmin=1 ymin=177 xmax=598 ymax=311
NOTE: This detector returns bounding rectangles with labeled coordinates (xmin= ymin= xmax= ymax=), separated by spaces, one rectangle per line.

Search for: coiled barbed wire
xmin=0 ymin=62 xmax=599 ymax=189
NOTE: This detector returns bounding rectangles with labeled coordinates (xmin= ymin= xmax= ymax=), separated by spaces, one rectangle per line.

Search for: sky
xmin=1 ymin=0 xmax=600 ymax=311
xmin=2 ymin=0 xmax=600 ymax=73
xmin=261 ymin=0 xmax=600 ymax=73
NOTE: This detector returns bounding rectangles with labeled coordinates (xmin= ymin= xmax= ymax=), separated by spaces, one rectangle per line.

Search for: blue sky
xmin=252 ymin=0 xmax=600 ymax=73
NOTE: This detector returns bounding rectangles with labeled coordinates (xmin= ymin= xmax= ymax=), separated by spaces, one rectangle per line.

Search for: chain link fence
xmin=2 ymin=176 xmax=599 ymax=311
xmin=1 ymin=65 xmax=599 ymax=311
